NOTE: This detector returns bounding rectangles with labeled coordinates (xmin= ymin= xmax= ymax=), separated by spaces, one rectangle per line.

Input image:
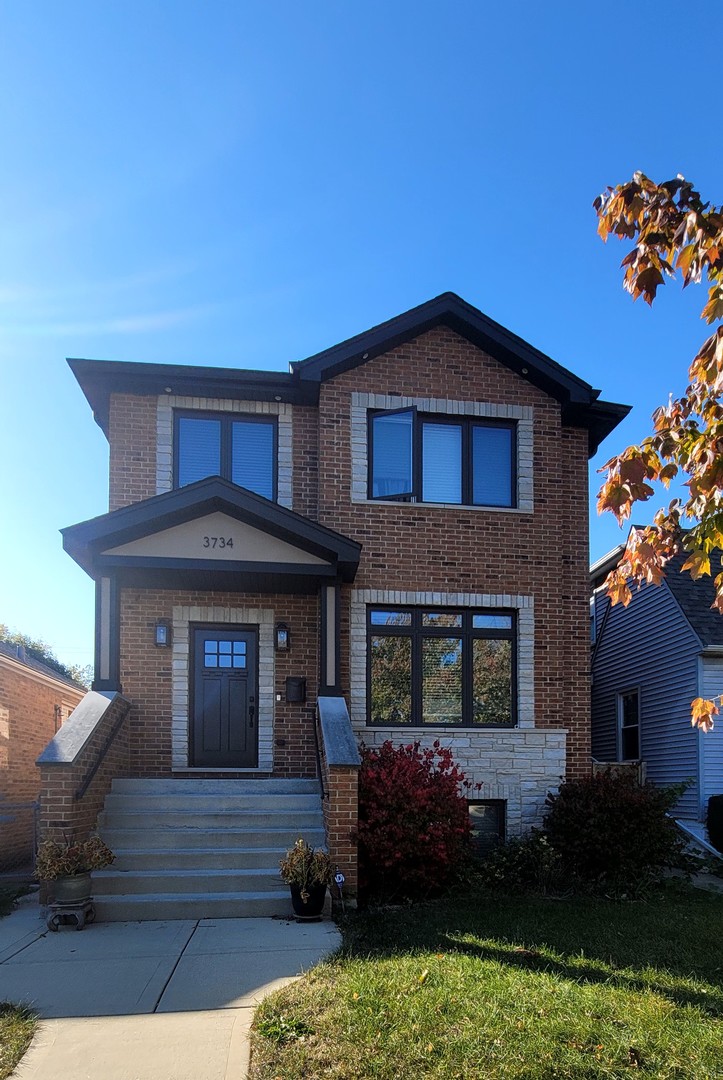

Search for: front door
xmin=191 ymin=627 xmax=258 ymax=768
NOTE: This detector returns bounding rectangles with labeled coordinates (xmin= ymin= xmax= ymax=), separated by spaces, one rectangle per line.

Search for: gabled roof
xmin=589 ymin=532 xmax=723 ymax=648
xmin=664 ymin=550 xmax=723 ymax=648
xmin=62 ymin=477 xmax=361 ymax=588
xmin=68 ymin=292 xmax=629 ymax=457
xmin=0 ymin=641 xmax=85 ymax=691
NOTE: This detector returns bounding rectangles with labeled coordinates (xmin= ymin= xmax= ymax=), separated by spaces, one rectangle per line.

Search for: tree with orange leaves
xmin=595 ymin=173 xmax=723 ymax=731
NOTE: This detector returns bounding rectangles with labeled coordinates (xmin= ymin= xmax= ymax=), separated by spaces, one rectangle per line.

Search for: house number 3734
xmin=202 ymin=536 xmax=233 ymax=549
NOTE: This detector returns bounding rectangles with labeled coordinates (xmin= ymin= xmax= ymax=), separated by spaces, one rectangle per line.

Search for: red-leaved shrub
xmin=357 ymin=740 xmax=474 ymax=901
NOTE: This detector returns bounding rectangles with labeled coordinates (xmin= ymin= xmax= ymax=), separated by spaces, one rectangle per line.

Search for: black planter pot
xmin=289 ymin=882 xmax=327 ymax=920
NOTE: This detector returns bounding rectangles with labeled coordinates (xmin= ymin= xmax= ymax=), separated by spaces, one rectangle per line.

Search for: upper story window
xmin=368 ymin=407 xmax=516 ymax=507
xmin=174 ymin=411 xmax=277 ymax=500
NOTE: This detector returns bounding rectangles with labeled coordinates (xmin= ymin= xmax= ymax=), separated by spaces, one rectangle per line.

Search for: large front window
xmin=174 ymin=411 xmax=276 ymax=499
xmin=368 ymin=607 xmax=515 ymax=726
xmin=369 ymin=408 xmax=515 ymax=507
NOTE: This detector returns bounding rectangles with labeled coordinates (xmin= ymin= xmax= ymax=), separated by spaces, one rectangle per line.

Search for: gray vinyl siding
xmin=698 ymin=657 xmax=723 ymax=815
xmin=591 ymin=580 xmax=701 ymax=819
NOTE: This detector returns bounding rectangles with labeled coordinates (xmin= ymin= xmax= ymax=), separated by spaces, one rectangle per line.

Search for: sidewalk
xmin=2 ymin=897 xmax=340 ymax=1080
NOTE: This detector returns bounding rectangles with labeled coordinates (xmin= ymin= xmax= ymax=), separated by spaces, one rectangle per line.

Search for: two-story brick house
xmin=40 ymin=292 xmax=628 ymax=919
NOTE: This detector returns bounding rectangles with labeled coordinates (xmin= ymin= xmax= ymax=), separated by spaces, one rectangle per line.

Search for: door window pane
xmin=422 ymin=637 xmax=462 ymax=723
xmin=371 ymin=410 xmax=414 ymax=498
xmin=473 ymin=640 xmax=512 ymax=725
xmin=370 ymin=636 xmax=412 ymax=723
xmin=422 ymin=424 xmax=462 ymax=503
xmin=178 ymin=418 xmax=221 ymax=486
xmin=472 ymin=425 xmax=513 ymax=506
xmin=232 ymin=421 xmax=275 ymax=499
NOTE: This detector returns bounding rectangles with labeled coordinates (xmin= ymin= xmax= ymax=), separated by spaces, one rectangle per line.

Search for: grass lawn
xmin=0 ymin=887 xmax=38 ymax=1078
xmin=251 ymin=887 xmax=723 ymax=1079
xmin=0 ymin=1005 xmax=36 ymax=1080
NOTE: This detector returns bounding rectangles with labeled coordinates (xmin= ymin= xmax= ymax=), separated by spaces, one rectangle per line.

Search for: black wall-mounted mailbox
xmin=285 ymin=676 xmax=307 ymax=704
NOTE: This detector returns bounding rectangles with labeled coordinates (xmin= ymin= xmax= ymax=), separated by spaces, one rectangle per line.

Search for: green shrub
xmin=707 ymin=794 xmax=723 ymax=854
xmin=543 ymin=772 xmax=688 ymax=892
xmin=475 ymin=831 xmax=566 ymax=895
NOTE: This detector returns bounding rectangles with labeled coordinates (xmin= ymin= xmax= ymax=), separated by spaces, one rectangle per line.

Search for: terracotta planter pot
xmin=52 ymin=872 xmax=92 ymax=906
xmin=289 ymin=882 xmax=327 ymax=919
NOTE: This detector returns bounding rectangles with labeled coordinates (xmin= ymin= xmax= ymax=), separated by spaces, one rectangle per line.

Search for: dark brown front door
xmin=191 ymin=627 xmax=258 ymax=768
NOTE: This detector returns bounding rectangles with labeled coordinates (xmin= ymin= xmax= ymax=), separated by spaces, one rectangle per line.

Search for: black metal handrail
xmin=312 ymin=704 xmax=328 ymax=802
xmin=74 ymin=709 xmax=127 ymax=801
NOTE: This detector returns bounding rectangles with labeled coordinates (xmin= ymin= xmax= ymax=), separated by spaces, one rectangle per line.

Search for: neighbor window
xmin=617 ymin=689 xmax=640 ymax=761
xmin=368 ymin=607 xmax=515 ymax=726
xmin=369 ymin=407 xmax=515 ymax=507
xmin=174 ymin=411 xmax=276 ymax=500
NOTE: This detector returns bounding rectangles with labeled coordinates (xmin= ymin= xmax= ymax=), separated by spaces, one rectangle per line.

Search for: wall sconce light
xmin=155 ymin=619 xmax=172 ymax=647
xmin=275 ymin=622 xmax=290 ymax=652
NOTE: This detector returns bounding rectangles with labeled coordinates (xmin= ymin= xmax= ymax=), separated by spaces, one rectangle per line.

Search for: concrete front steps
xmin=93 ymin=777 xmax=324 ymax=921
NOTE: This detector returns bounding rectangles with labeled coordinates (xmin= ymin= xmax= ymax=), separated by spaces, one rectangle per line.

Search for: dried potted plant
xmin=35 ymin=835 xmax=115 ymax=906
xmin=280 ymin=838 xmax=332 ymax=919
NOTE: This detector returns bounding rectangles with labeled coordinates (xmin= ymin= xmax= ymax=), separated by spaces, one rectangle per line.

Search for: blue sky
xmin=0 ymin=1 xmax=720 ymax=670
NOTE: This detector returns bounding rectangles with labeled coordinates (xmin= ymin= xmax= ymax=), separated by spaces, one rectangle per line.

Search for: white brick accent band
xmin=349 ymin=392 xmax=534 ymax=512
xmin=171 ymin=604 xmax=275 ymax=772
xmin=156 ymin=397 xmax=294 ymax=509
xmin=350 ymin=588 xmax=564 ymax=835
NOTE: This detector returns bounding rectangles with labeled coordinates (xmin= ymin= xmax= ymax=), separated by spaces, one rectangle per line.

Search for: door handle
xmin=249 ymin=697 xmax=255 ymax=728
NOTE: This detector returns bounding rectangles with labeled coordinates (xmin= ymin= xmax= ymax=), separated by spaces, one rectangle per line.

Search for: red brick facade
xmin=0 ymin=655 xmax=84 ymax=869
xmin=103 ymin=325 xmax=591 ymax=781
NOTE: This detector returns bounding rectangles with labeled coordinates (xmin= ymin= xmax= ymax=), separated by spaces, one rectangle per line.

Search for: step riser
xmin=108 ymin=849 xmax=288 ymax=871
xmin=93 ymin=895 xmax=295 ymax=921
xmin=100 ymin=828 xmax=325 ymax=851
xmin=96 ymin=777 xmax=325 ymax=920
xmin=103 ymin=794 xmax=323 ymax=813
xmin=92 ymin=872 xmax=287 ymax=896
xmin=99 ymin=811 xmax=324 ymax=830
xmin=111 ymin=779 xmax=319 ymax=795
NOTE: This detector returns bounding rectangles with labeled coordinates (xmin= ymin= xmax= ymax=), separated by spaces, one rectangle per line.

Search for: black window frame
xmin=367 ymin=408 xmax=517 ymax=508
xmin=617 ymin=687 xmax=641 ymax=762
xmin=366 ymin=605 xmax=517 ymax=728
xmin=173 ymin=409 xmax=278 ymax=499
xmin=468 ymin=799 xmax=506 ymax=854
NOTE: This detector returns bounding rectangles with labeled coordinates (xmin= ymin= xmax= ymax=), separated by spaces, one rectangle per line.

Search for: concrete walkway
xmin=1 ymin=896 xmax=340 ymax=1080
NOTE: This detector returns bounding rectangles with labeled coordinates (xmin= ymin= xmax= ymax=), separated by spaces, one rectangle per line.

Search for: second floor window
xmin=368 ymin=407 xmax=516 ymax=507
xmin=174 ymin=412 xmax=277 ymax=500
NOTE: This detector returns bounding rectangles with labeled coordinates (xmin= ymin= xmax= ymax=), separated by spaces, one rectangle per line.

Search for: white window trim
xmin=171 ymin=604 xmax=275 ymax=772
xmin=616 ymin=687 xmax=641 ymax=762
xmin=350 ymin=392 xmax=534 ymax=512
xmin=350 ymin=588 xmax=535 ymax=729
xmin=157 ymin=396 xmax=293 ymax=509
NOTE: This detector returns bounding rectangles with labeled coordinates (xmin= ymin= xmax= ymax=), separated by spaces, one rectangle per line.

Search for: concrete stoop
xmin=93 ymin=778 xmax=324 ymax=921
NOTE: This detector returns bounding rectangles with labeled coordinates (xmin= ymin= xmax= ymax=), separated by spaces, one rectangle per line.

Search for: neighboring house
xmin=591 ymin=541 xmax=723 ymax=829
xmin=39 ymin=292 xmax=628 ymax=918
xmin=0 ymin=642 xmax=84 ymax=870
